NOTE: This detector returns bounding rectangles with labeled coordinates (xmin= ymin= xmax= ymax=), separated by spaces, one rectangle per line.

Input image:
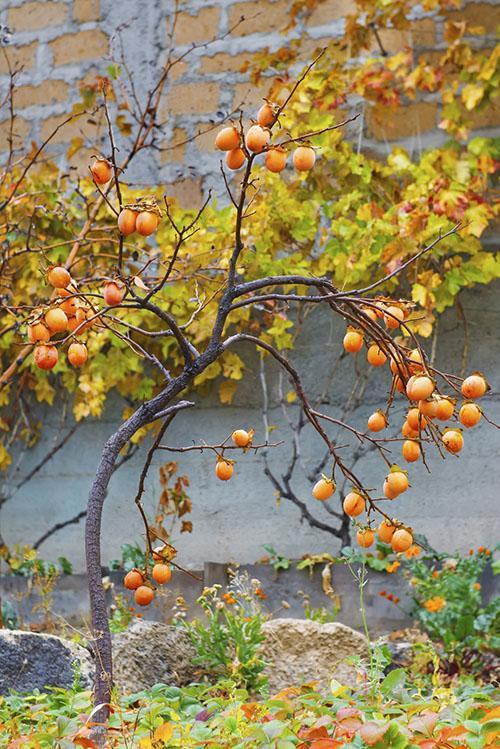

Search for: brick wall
xmin=0 ymin=0 xmax=499 ymax=207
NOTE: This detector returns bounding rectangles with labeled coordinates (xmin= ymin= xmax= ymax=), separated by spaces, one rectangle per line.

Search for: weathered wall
xmin=2 ymin=280 xmax=499 ymax=572
xmin=0 ymin=0 xmax=499 ymax=205
xmin=0 ymin=1 xmax=499 ymax=572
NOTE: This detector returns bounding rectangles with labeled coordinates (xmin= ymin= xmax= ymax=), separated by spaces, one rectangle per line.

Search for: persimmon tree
xmin=8 ymin=46 xmax=498 ymax=726
xmin=0 ymin=1 xmax=498 ymax=733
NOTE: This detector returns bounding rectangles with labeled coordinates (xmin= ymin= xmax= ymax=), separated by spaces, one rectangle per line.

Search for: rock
xmin=0 ymin=629 xmax=93 ymax=695
xmin=260 ymin=618 xmax=368 ymax=693
xmin=112 ymin=620 xmax=203 ymax=693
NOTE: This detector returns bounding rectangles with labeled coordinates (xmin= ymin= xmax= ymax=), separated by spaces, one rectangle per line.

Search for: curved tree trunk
xmin=85 ymin=348 xmax=219 ymax=732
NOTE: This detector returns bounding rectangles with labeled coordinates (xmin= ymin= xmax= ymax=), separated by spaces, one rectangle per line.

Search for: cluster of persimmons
xmin=123 ymin=543 xmax=173 ymax=607
xmin=26 ymin=160 xmax=163 ymax=369
xmin=311 ymin=301 xmax=489 ymax=555
xmin=215 ymin=101 xmax=316 ymax=173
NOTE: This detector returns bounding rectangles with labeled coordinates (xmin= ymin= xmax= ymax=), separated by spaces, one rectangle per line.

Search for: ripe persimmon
xmin=245 ymin=125 xmax=270 ymax=153
xmin=367 ymin=344 xmax=387 ymax=367
xmin=231 ymin=429 xmax=251 ymax=447
xmin=60 ymin=295 xmax=78 ymax=317
xmin=136 ymin=211 xmax=158 ymax=236
xmin=225 ymin=148 xmax=246 ymax=170
xmin=152 ymin=563 xmax=172 ymax=585
xmin=459 ymin=402 xmax=481 ymax=428
xmin=312 ymin=477 xmax=335 ymax=501
xmin=406 ymin=375 xmax=434 ymax=401
xmin=391 ymin=528 xmax=413 ymax=553
xmin=377 ymin=520 xmax=396 ymax=543
xmin=47 ymin=266 xmax=71 ymax=289
xmin=384 ymin=305 xmax=404 ymax=329
xmin=408 ymin=348 xmax=424 ymax=372
xmin=362 ymin=306 xmax=378 ymax=322
xmin=388 ymin=470 xmax=409 ymax=494
xmin=124 ymin=569 xmax=143 ymax=590
xmin=103 ymin=281 xmax=125 ymax=306
xmin=257 ymin=102 xmax=275 ymax=127
xmin=385 ymin=470 xmax=409 ymax=497
xmin=68 ymin=342 xmax=88 ymax=367
xmin=357 ymin=528 xmax=375 ymax=548
xmin=264 ymin=147 xmax=287 ymax=173
xmin=402 ymin=439 xmax=421 ymax=462
xmin=343 ymin=329 xmax=363 ymax=353
xmin=118 ymin=208 xmax=137 ymax=235
xmin=28 ymin=322 xmax=50 ymax=343
xmin=418 ymin=399 xmax=438 ymax=419
xmin=435 ymin=397 xmax=454 ymax=421
xmin=367 ymin=411 xmax=387 ymax=432
xmin=34 ymin=344 xmax=58 ymax=370
xmin=461 ymin=374 xmax=487 ymax=399
xmin=45 ymin=307 xmax=68 ymax=333
xmin=215 ymin=126 xmax=240 ymax=151
xmin=402 ymin=420 xmax=419 ymax=439
xmin=407 ymin=408 xmax=426 ymax=432
xmin=134 ymin=585 xmax=154 ymax=606
xmin=293 ymin=145 xmax=316 ymax=171
xmin=91 ymin=158 xmax=113 ymax=185
xmin=442 ymin=428 xmax=463 ymax=454
xmin=216 ymin=459 xmax=233 ymax=481
xmin=343 ymin=491 xmax=365 ymax=517
xmin=67 ymin=316 xmax=79 ymax=333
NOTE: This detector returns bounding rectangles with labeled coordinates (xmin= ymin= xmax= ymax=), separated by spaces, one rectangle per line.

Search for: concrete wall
xmin=0 ymin=1 xmax=499 ymax=205
xmin=2 ymin=279 xmax=499 ymax=572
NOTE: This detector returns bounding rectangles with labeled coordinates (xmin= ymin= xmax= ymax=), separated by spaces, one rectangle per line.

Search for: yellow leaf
xmin=219 ymin=379 xmax=237 ymax=405
xmin=139 ymin=739 xmax=153 ymax=749
xmin=461 ymin=83 xmax=484 ymax=111
xmin=154 ymin=723 xmax=174 ymax=742
xmin=286 ymin=390 xmax=297 ymax=403
xmin=67 ymin=137 xmax=84 ymax=159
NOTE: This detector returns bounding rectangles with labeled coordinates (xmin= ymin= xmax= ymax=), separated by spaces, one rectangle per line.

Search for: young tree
xmin=0 ymin=9 xmax=498 ymax=738
xmin=20 ymin=56 xmax=497 ymax=729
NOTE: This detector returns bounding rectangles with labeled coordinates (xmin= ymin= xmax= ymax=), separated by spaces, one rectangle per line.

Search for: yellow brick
xmin=376 ymin=19 xmax=436 ymax=54
xmin=73 ymin=0 xmax=100 ymax=23
xmin=160 ymin=127 xmax=187 ymax=164
xmin=229 ymin=0 xmax=289 ymax=36
xmin=171 ymin=60 xmax=188 ymax=82
xmin=232 ymin=79 xmax=273 ymax=112
xmin=15 ymin=80 xmax=70 ymax=109
xmin=468 ymin=97 xmax=500 ymax=129
xmin=49 ymin=29 xmax=108 ymax=66
xmin=40 ymin=111 xmax=98 ymax=144
xmin=0 ymin=41 xmax=38 ymax=75
xmin=165 ymin=178 xmax=202 ymax=208
xmin=173 ymin=7 xmax=220 ymax=45
xmin=0 ymin=116 xmax=31 ymax=152
xmin=8 ymin=2 xmax=67 ymax=31
xmin=299 ymin=36 xmax=347 ymax=62
xmin=306 ymin=0 xmax=357 ymax=26
xmin=445 ymin=2 xmax=500 ymax=30
xmin=367 ymin=102 xmax=437 ymax=140
xmin=167 ymin=82 xmax=220 ymax=115
xmin=201 ymin=52 xmax=245 ymax=75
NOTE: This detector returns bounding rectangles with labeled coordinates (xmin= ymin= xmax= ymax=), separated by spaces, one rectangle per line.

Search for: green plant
xmin=179 ymin=572 xmax=268 ymax=692
xmin=110 ymin=542 xmax=146 ymax=572
xmin=261 ymin=544 xmax=291 ymax=572
xmin=109 ymin=593 xmax=134 ymax=634
xmin=404 ymin=546 xmax=499 ymax=658
xmin=0 ymin=670 xmax=498 ymax=748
